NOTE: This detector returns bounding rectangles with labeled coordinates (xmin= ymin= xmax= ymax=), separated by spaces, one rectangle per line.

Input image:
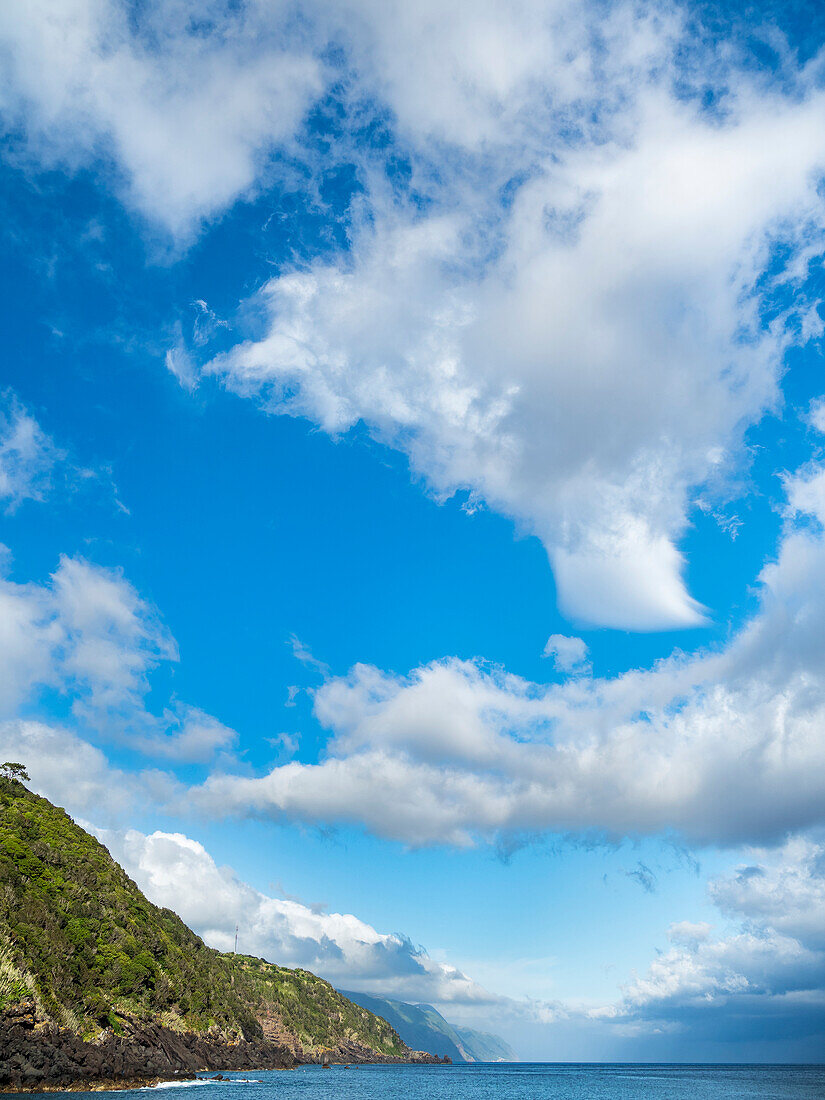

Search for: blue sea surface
xmin=24 ymin=1063 xmax=825 ymax=1100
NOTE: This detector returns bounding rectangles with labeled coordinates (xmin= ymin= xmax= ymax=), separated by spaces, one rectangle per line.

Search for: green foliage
xmin=0 ymin=763 xmax=30 ymax=784
xmin=0 ymin=782 xmax=248 ymax=1036
xmin=224 ymin=956 xmax=407 ymax=1057
xmin=0 ymin=783 xmax=409 ymax=1058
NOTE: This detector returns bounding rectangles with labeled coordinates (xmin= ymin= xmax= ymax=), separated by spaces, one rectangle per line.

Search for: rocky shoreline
xmin=0 ymin=1004 xmax=449 ymax=1093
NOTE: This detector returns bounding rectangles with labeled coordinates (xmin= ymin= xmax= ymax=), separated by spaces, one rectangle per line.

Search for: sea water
xmin=22 ymin=1063 xmax=825 ymax=1099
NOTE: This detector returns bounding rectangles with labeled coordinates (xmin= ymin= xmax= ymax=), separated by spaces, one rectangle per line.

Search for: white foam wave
xmin=141 ymin=1080 xmax=214 ymax=1090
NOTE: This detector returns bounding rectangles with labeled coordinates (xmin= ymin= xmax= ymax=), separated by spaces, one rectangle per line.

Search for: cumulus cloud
xmin=456 ymin=841 xmax=825 ymax=1056
xmin=601 ymin=839 xmax=825 ymax=1049
xmin=91 ymin=824 xmax=494 ymax=1004
xmin=203 ymin=14 xmax=825 ymax=630
xmin=190 ymin=458 xmax=825 ymax=848
xmin=51 ymin=555 xmax=178 ymax=722
xmin=709 ymin=836 xmax=825 ymax=951
xmin=129 ymin=705 xmax=238 ymax=765
xmin=0 ymin=558 xmax=61 ymax=714
xmin=0 ymin=551 xmax=236 ymax=764
xmin=0 ymin=0 xmax=323 ymax=236
xmin=0 ymin=718 xmax=181 ymax=821
xmin=542 ymin=635 xmax=589 ymax=672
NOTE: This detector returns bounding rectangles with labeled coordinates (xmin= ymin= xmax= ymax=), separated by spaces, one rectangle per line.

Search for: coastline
xmin=0 ymin=1005 xmax=448 ymax=1093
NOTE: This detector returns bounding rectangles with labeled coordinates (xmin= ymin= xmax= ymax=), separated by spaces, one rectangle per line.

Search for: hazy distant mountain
xmin=340 ymin=991 xmax=516 ymax=1062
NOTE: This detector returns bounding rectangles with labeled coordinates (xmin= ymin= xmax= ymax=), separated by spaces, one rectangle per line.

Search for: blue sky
xmin=1 ymin=0 xmax=825 ymax=1063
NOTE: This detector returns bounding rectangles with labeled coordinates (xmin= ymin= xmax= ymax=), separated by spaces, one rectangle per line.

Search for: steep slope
xmin=340 ymin=991 xmax=515 ymax=1062
xmin=225 ymin=956 xmax=411 ymax=1060
xmin=0 ymin=777 xmax=442 ymax=1089
xmin=447 ymin=1024 xmax=515 ymax=1063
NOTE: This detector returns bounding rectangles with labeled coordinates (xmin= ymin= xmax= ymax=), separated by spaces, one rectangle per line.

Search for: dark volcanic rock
xmin=0 ymin=1003 xmax=294 ymax=1093
xmin=0 ymin=1003 xmax=448 ymax=1091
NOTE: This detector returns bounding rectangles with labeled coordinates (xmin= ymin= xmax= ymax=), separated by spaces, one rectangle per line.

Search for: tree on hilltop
xmin=0 ymin=762 xmax=30 ymax=784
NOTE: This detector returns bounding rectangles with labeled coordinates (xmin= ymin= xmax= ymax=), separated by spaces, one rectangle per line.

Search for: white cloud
xmin=12 ymin=709 xmax=823 ymax=1052
xmin=0 ymin=559 xmax=61 ymax=714
xmin=207 ymin=74 xmax=825 ymax=629
xmin=709 ymin=837 xmax=825 ymax=951
xmin=667 ymin=921 xmax=712 ymax=948
xmin=0 ymin=718 xmax=181 ymax=821
xmin=51 ymin=555 xmax=178 ymax=722
xmin=0 ymin=392 xmax=61 ymax=510
xmin=457 ymin=840 xmax=825 ymax=1055
xmin=133 ymin=705 xmax=238 ymax=764
xmin=808 ymin=397 xmax=825 ymax=434
xmin=343 ymin=0 xmax=611 ymax=151
xmin=6 ymin=4 xmax=825 ymax=627
xmin=542 ymin=634 xmax=589 ymax=672
xmin=0 ymin=551 xmax=235 ymax=764
xmin=165 ymin=336 xmax=198 ymax=393
xmin=604 ymin=839 xmax=825 ymax=1042
xmin=0 ymin=0 xmax=323 ymax=236
xmin=191 ymin=458 xmax=825 ymax=847
xmin=91 ymin=823 xmax=494 ymax=1004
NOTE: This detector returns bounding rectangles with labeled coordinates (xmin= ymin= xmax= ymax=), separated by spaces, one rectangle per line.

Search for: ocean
xmin=26 ymin=1063 xmax=825 ymax=1099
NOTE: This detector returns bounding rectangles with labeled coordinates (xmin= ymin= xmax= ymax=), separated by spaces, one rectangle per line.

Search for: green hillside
xmin=0 ymin=773 xmax=408 ymax=1060
xmin=340 ymin=990 xmax=516 ymax=1062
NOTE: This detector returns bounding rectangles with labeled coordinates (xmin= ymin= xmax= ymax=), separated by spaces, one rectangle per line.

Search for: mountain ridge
xmin=339 ymin=990 xmax=516 ymax=1062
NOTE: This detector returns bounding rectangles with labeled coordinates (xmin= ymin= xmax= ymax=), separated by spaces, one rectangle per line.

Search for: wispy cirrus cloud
xmin=0 ymin=391 xmax=62 ymax=511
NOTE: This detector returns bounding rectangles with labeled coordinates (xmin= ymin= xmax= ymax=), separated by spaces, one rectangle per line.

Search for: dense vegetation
xmin=0 ymin=776 xmax=406 ymax=1058
xmin=230 ymin=956 xmax=407 ymax=1055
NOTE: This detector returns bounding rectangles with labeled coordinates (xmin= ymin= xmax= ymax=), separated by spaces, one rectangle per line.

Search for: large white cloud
xmin=0 ymin=0 xmax=657 ymax=236
xmin=191 ymin=456 xmax=825 ymax=847
xmin=204 ymin=27 xmax=825 ymax=629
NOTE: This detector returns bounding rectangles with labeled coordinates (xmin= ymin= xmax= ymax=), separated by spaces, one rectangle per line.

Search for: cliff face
xmin=0 ymin=779 xmax=445 ymax=1089
xmin=0 ymin=1001 xmax=294 ymax=1092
